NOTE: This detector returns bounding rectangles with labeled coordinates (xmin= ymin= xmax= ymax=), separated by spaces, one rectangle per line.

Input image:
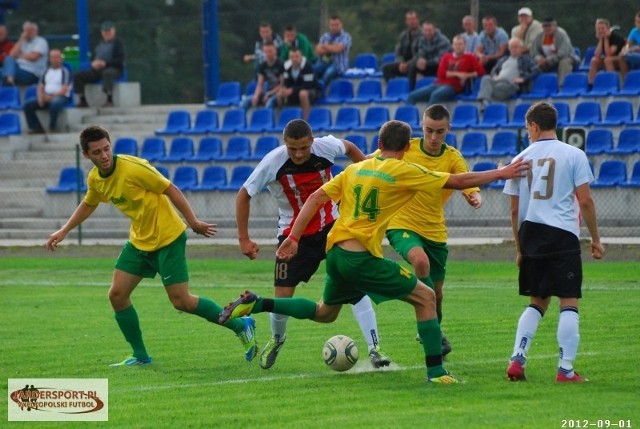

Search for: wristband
xmin=288 ymin=235 xmax=299 ymax=244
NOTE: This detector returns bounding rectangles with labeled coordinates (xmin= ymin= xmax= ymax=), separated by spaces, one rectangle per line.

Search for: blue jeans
xmin=407 ymin=84 xmax=457 ymax=104
xmin=625 ymin=53 xmax=640 ymax=69
xmin=23 ymin=95 xmax=70 ymax=130
xmin=313 ymin=60 xmax=339 ymax=87
xmin=2 ymin=57 xmax=39 ymax=85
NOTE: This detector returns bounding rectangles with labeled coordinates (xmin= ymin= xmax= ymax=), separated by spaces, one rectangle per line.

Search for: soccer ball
xmin=322 ymin=335 xmax=359 ymax=372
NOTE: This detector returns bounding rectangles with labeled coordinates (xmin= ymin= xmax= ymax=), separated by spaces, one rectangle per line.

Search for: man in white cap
xmin=511 ymin=7 xmax=542 ymax=55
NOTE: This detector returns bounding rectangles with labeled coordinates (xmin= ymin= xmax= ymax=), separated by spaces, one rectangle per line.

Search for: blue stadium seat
xmin=348 ymin=79 xmax=382 ymax=104
xmin=219 ymin=165 xmax=254 ymax=191
xmin=46 ymin=167 xmax=86 ymax=193
xmin=554 ymin=102 xmax=571 ymax=127
xmin=504 ymin=102 xmax=532 ymax=129
xmin=380 ymin=52 xmax=395 ymax=66
xmin=23 ymin=85 xmax=38 ymax=104
xmin=380 ymin=77 xmax=409 ymax=102
xmin=551 ymin=72 xmax=589 ymax=98
xmin=205 ymin=81 xmax=241 ymax=107
xmin=172 ymin=166 xmax=198 ymax=191
xmin=476 ymin=103 xmax=509 ymax=128
xmin=154 ymin=165 xmax=170 ymax=179
xmin=161 ymin=137 xmax=195 ymax=162
xmin=487 ymin=131 xmax=519 ymax=156
xmin=220 ymin=136 xmax=251 ymax=161
xmin=306 ymin=106 xmax=332 ymax=131
xmin=321 ymin=79 xmax=354 ymax=104
xmin=0 ymin=86 xmax=20 ymax=109
xmin=345 ymin=53 xmax=379 ymax=78
xmin=154 ymin=110 xmax=191 ymax=135
xmin=471 ymin=161 xmax=502 ymax=188
xmin=249 ymin=135 xmax=279 ymax=160
xmin=608 ymin=129 xmax=640 ymax=154
xmin=271 ymin=107 xmax=302 ymax=132
xmin=415 ymin=76 xmax=436 ymax=91
xmin=0 ymin=112 xmax=21 ymax=135
xmin=187 ymin=137 xmax=223 ymax=162
xmin=620 ymin=161 xmax=640 ymax=187
xmin=600 ymin=100 xmax=634 ymax=126
xmin=331 ymin=164 xmax=345 ymax=176
xmin=578 ymin=46 xmax=596 ymax=71
xmin=584 ymin=71 xmax=619 ymax=97
xmin=457 ymin=77 xmax=482 ymax=101
xmin=520 ymin=73 xmax=558 ymax=99
xmin=331 ymin=106 xmax=361 ymax=131
xmin=140 ymin=137 xmax=166 ymax=162
xmin=184 ymin=110 xmax=219 ymax=134
xmin=246 ymin=107 xmax=275 ymax=132
xmin=218 ymin=108 xmax=246 ymax=133
xmin=344 ymin=133 xmax=369 ymax=155
xmin=618 ymin=70 xmax=640 ymax=95
xmin=191 ymin=166 xmax=227 ymax=191
xmin=591 ymin=160 xmax=627 ymax=187
xmin=393 ymin=105 xmax=421 ymax=128
xmin=569 ymin=101 xmax=601 ymax=126
xmin=444 ymin=133 xmax=457 ymax=148
xmin=460 ymin=132 xmax=488 ymax=156
xmin=113 ymin=137 xmax=138 ymax=156
xmin=585 ymin=129 xmax=613 ymax=155
xmin=356 ymin=106 xmax=389 ymax=131
xmin=450 ymin=104 xmax=479 ymax=129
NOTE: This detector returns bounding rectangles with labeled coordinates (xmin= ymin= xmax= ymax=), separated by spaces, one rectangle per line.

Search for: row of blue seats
xmin=0 ymin=112 xmax=21 ymax=135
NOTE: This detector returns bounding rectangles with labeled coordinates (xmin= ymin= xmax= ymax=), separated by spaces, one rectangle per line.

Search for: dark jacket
xmin=491 ymin=54 xmax=540 ymax=92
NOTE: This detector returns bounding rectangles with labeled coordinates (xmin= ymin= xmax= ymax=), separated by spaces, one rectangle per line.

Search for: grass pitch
xmin=1 ymin=251 xmax=639 ymax=428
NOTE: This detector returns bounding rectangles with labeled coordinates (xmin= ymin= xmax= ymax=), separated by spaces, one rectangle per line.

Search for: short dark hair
xmin=525 ymin=101 xmax=557 ymax=131
xmin=79 ymin=125 xmax=111 ymax=152
xmin=283 ymin=119 xmax=313 ymax=140
xmin=378 ymin=120 xmax=412 ymax=151
xmin=423 ymin=104 xmax=451 ymax=122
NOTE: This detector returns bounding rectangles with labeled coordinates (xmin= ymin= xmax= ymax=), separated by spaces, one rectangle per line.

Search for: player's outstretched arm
xmin=236 ymin=187 xmax=260 ymax=259
xmin=445 ymin=159 xmax=528 ymax=190
xmin=45 ymin=201 xmax=98 ymax=251
xmin=163 ymin=183 xmax=216 ymax=237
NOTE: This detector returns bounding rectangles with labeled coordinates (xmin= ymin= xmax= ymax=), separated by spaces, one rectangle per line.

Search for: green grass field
xmin=2 ymin=252 xmax=639 ymax=428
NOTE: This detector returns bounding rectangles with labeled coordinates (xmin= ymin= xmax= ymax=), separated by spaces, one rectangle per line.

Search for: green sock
xmin=256 ymin=297 xmax=317 ymax=320
xmin=114 ymin=305 xmax=149 ymax=360
xmin=417 ymin=319 xmax=445 ymax=378
xmin=437 ymin=309 xmax=443 ymax=325
xmin=194 ymin=297 xmax=244 ymax=334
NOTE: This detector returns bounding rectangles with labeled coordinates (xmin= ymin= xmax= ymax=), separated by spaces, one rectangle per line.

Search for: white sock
xmin=557 ymin=307 xmax=580 ymax=373
xmin=270 ymin=313 xmax=289 ymax=339
xmin=351 ymin=295 xmax=379 ymax=352
xmin=511 ymin=305 xmax=544 ymax=363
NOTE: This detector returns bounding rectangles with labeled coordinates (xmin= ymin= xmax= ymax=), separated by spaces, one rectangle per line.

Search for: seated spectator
xmin=477 ymin=38 xmax=540 ymax=107
xmin=278 ymin=47 xmax=322 ymax=120
xmin=461 ymin=15 xmax=481 ymax=55
xmin=589 ymin=18 xmax=628 ymax=85
xmin=511 ymin=7 xmax=543 ymax=55
xmin=280 ymin=25 xmax=315 ymax=63
xmin=475 ymin=15 xmax=509 ymax=74
xmin=407 ymin=35 xmax=484 ymax=105
xmin=531 ymin=17 xmax=580 ymax=88
xmin=622 ymin=12 xmax=640 ymax=69
xmin=408 ymin=21 xmax=451 ymax=89
xmin=23 ymin=49 xmax=71 ymax=134
xmin=2 ymin=21 xmax=48 ymax=86
xmin=0 ymin=25 xmax=15 ymax=67
xmin=243 ymin=22 xmax=283 ymax=76
xmin=74 ymin=21 xmax=124 ymax=107
xmin=313 ymin=15 xmax=352 ymax=88
xmin=382 ymin=10 xmax=422 ymax=82
xmin=241 ymin=41 xmax=284 ymax=110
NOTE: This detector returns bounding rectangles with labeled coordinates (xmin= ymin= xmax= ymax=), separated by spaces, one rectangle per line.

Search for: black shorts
xmin=274 ymin=223 xmax=333 ymax=287
xmin=286 ymin=88 xmax=321 ymax=105
xmin=519 ymin=254 xmax=583 ymax=298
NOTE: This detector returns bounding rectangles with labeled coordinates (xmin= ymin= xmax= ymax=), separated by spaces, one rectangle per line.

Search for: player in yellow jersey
xmin=45 ymin=125 xmax=258 ymax=366
xmin=377 ymin=104 xmax=481 ymax=356
xmin=219 ymin=120 xmax=528 ymax=383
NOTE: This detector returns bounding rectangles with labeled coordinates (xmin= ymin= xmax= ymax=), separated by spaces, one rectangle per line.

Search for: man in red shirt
xmin=407 ymin=35 xmax=484 ymax=104
xmin=0 ymin=25 xmax=15 ymax=66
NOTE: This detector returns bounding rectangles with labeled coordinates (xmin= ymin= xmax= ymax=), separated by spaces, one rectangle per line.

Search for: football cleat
xmin=219 ymin=290 xmax=258 ymax=324
xmin=556 ymin=371 xmax=588 ymax=383
xmin=237 ymin=316 xmax=258 ymax=362
xmin=368 ymin=346 xmax=391 ymax=368
xmin=506 ymin=359 xmax=527 ymax=381
xmin=109 ymin=355 xmax=152 ymax=367
xmin=428 ymin=371 xmax=463 ymax=384
xmin=259 ymin=334 xmax=286 ymax=369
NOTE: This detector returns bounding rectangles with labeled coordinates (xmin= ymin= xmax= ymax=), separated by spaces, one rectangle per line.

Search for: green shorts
xmin=323 ymin=246 xmax=417 ymax=306
xmin=114 ymin=231 xmax=189 ymax=286
xmin=386 ymin=229 xmax=449 ymax=282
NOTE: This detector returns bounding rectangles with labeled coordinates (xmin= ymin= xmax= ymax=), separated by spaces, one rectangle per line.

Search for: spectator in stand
xmin=278 ymin=47 xmax=322 ymax=120
xmin=74 ymin=21 xmax=125 ymax=108
xmin=511 ymin=7 xmax=543 ymax=55
xmin=622 ymin=12 xmax=640 ymax=70
xmin=588 ymin=18 xmax=628 ymax=86
xmin=407 ymin=35 xmax=484 ymax=105
xmin=241 ymin=41 xmax=284 ymax=111
xmin=0 ymin=25 xmax=15 ymax=67
xmin=243 ymin=22 xmax=283 ymax=76
xmin=409 ymin=21 xmax=451 ymax=89
xmin=531 ymin=17 xmax=580 ymax=88
xmin=477 ymin=37 xmax=540 ymax=107
xmin=313 ymin=15 xmax=352 ymax=88
xmin=2 ymin=21 xmax=48 ymax=86
xmin=461 ymin=15 xmax=481 ymax=55
xmin=280 ymin=25 xmax=315 ymax=63
xmin=475 ymin=15 xmax=509 ymax=74
xmin=23 ymin=49 xmax=71 ymax=134
xmin=382 ymin=10 xmax=422 ymax=82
